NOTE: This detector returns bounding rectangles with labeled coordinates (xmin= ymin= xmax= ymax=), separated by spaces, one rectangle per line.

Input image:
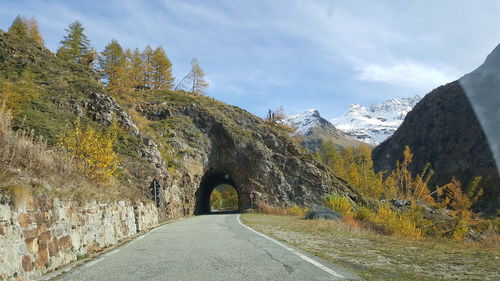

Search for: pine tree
xmin=25 ymin=17 xmax=45 ymax=47
xmin=57 ymin=21 xmax=93 ymax=65
xmin=151 ymin=46 xmax=174 ymax=89
xmin=99 ymin=40 xmax=125 ymax=93
xmin=8 ymin=15 xmax=28 ymax=38
xmin=141 ymin=45 xmax=154 ymax=89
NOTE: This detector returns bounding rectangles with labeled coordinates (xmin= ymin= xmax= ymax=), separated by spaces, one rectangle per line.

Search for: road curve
xmin=56 ymin=214 xmax=358 ymax=281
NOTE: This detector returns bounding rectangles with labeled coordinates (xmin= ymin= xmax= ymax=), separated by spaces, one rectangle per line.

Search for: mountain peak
xmin=283 ymin=109 xmax=323 ymax=135
xmin=304 ymin=108 xmax=321 ymax=117
xmin=282 ymin=109 xmax=364 ymax=151
xmin=331 ymin=96 xmax=421 ymax=145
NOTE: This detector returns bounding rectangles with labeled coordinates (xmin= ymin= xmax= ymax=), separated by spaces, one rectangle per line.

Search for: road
xmin=56 ymin=214 xmax=358 ymax=281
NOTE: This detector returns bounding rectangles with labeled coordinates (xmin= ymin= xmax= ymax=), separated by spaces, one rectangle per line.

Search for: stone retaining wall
xmin=0 ymin=196 xmax=160 ymax=280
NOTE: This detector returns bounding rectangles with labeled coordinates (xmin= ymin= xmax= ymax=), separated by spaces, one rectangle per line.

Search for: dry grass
xmin=241 ymin=214 xmax=500 ymax=281
xmin=0 ymin=102 xmax=129 ymax=203
xmin=257 ymin=202 xmax=308 ymax=217
xmin=0 ymin=102 xmax=83 ymax=185
xmin=4 ymin=185 xmax=30 ymax=208
xmin=480 ymin=234 xmax=500 ymax=249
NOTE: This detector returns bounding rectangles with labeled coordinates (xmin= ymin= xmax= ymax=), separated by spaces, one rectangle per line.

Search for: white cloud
xmin=355 ymin=60 xmax=457 ymax=91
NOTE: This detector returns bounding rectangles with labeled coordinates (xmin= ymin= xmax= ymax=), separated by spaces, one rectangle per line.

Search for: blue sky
xmin=1 ymin=0 xmax=500 ymax=119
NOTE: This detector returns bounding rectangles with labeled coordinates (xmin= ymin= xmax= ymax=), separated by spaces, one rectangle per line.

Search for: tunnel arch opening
xmin=195 ymin=172 xmax=240 ymax=215
xmin=210 ymin=184 xmax=239 ymax=213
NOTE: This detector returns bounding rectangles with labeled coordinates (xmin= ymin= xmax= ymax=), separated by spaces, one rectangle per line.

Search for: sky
xmin=1 ymin=0 xmax=500 ymax=119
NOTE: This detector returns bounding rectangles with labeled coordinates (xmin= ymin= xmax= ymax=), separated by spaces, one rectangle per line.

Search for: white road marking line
xmin=237 ymin=214 xmax=346 ymax=279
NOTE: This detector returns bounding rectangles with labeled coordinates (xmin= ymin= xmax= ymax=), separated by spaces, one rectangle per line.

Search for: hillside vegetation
xmin=1 ymin=18 xmax=349 ymax=219
xmin=0 ymin=16 xmax=498 ymax=243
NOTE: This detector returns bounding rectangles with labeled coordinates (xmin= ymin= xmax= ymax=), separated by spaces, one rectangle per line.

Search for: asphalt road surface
xmin=56 ymin=214 xmax=358 ymax=281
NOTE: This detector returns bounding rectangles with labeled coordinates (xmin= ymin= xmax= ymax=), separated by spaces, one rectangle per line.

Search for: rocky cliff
xmin=373 ymin=46 xmax=500 ymax=213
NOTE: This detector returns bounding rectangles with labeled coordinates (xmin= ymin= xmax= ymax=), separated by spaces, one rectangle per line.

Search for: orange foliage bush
xmin=341 ymin=215 xmax=361 ymax=229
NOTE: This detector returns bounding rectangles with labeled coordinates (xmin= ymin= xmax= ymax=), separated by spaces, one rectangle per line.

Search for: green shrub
xmin=76 ymin=253 xmax=87 ymax=260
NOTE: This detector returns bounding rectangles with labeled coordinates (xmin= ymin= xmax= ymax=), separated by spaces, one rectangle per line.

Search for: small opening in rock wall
xmin=210 ymin=184 xmax=238 ymax=213
xmin=195 ymin=172 xmax=240 ymax=215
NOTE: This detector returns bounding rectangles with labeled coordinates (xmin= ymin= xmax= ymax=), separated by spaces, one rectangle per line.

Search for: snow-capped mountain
xmin=283 ymin=109 xmax=329 ymax=135
xmin=331 ymin=95 xmax=421 ymax=145
xmin=283 ymin=109 xmax=364 ymax=152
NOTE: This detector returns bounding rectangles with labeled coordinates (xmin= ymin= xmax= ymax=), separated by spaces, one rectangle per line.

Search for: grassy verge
xmin=240 ymin=214 xmax=500 ymax=281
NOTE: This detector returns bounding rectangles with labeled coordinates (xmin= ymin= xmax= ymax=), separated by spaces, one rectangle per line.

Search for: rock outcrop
xmin=373 ymin=45 xmax=500 ymax=213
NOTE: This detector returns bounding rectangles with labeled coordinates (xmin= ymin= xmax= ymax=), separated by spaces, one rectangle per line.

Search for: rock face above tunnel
xmin=135 ymin=93 xmax=358 ymax=215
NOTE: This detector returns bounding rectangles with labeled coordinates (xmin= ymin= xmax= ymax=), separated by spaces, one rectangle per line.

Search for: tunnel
xmin=195 ymin=172 xmax=240 ymax=215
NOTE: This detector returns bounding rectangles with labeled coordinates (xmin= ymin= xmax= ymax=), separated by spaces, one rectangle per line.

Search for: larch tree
xmin=176 ymin=58 xmax=209 ymax=94
xmin=8 ymin=16 xmax=45 ymax=47
xmin=8 ymin=15 xmax=28 ymax=38
xmin=141 ymin=45 xmax=154 ymax=89
xmin=129 ymin=48 xmax=145 ymax=89
xmin=25 ymin=17 xmax=45 ymax=47
xmin=316 ymin=140 xmax=340 ymax=170
xmin=151 ymin=46 xmax=174 ymax=89
xmin=188 ymin=58 xmax=209 ymax=94
xmin=99 ymin=40 xmax=126 ymax=93
xmin=122 ymin=48 xmax=134 ymax=90
xmin=57 ymin=21 xmax=93 ymax=66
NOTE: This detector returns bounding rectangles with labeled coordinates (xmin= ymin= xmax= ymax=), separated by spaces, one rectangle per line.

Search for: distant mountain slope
xmin=373 ymin=45 xmax=500 ymax=214
xmin=283 ymin=109 xmax=365 ymax=152
xmin=331 ymin=96 xmax=421 ymax=145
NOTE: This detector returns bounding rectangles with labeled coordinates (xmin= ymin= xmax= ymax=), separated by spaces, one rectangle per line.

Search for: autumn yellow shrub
xmin=316 ymin=142 xmax=384 ymax=199
xmin=59 ymin=118 xmax=119 ymax=182
xmin=383 ymin=146 xmax=435 ymax=203
xmin=286 ymin=205 xmax=308 ymax=217
xmin=435 ymin=177 xmax=484 ymax=240
xmin=325 ymin=193 xmax=353 ymax=216
xmin=451 ymin=211 xmax=472 ymax=240
xmin=354 ymin=206 xmax=374 ymax=221
xmin=371 ymin=205 xmax=422 ymax=238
